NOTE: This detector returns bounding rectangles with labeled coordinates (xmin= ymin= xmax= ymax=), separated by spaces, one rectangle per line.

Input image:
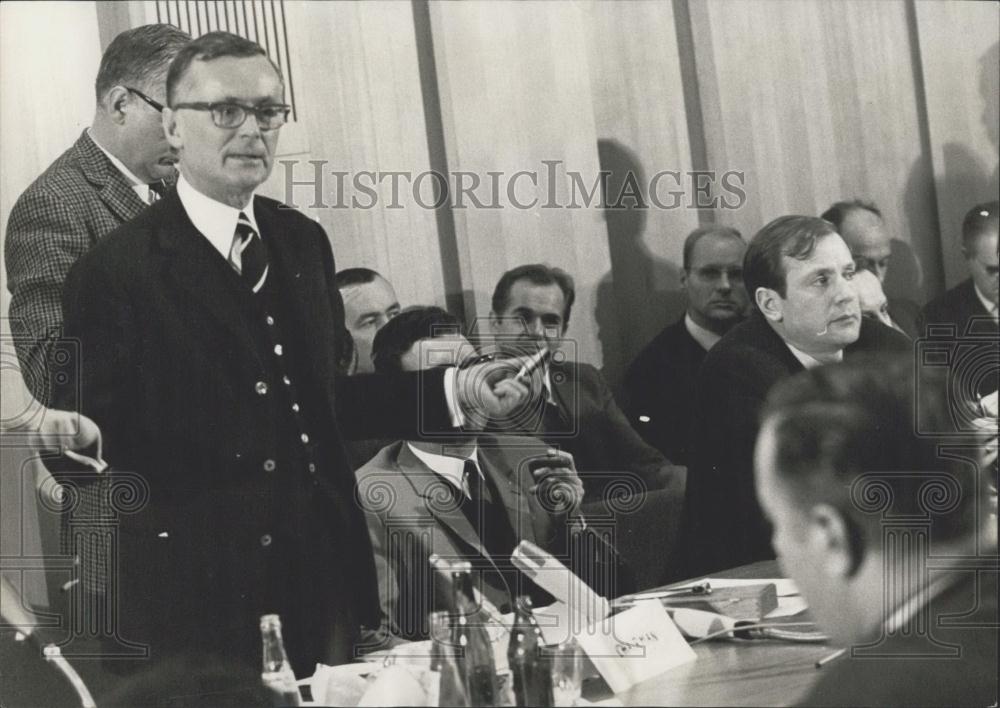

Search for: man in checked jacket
xmin=5 ymin=24 xmax=189 ymax=403
xmin=3 ymin=24 xmax=189 ymax=657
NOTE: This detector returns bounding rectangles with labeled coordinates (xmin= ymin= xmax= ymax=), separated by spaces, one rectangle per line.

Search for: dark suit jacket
xmin=354 ymin=437 xmax=634 ymax=647
xmin=803 ymin=570 xmax=998 ymax=706
xmin=622 ymin=318 xmax=710 ymax=465
xmin=54 ymin=190 xmax=453 ymax=672
xmin=492 ymin=361 xmax=683 ymax=504
xmin=5 ymin=131 xmax=152 ymax=404
xmin=918 ymin=278 xmax=999 ymax=398
xmin=683 ymin=312 xmax=912 ymax=575
xmin=887 ymin=296 xmax=920 ymax=339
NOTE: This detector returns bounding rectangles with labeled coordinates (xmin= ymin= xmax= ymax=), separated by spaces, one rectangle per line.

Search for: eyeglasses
xmin=171 ymin=101 xmax=291 ymax=130
xmin=126 ymin=87 xmax=164 ymax=113
xmin=690 ymin=266 xmax=744 ymax=282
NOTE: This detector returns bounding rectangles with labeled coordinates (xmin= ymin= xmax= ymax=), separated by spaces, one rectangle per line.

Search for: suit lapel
xmin=153 ymin=191 xmax=260 ymax=362
xmin=75 ymin=131 xmax=149 ymax=226
xmin=396 ymin=443 xmax=493 ymax=562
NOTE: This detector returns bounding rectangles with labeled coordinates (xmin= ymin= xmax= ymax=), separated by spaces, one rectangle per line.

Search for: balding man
xmin=821 ymin=200 xmax=920 ymax=337
xmin=855 ymin=269 xmax=905 ymax=335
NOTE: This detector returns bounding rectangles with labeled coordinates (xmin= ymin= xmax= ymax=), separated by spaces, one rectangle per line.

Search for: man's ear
xmin=756 ymin=287 xmax=783 ymax=322
xmin=808 ymin=503 xmax=857 ymax=579
xmin=163 ymin=108 xmax=183 ymax=151
xmin=105 ymin=86 xmax=130 ymax=124
xmin=680 ymin=269 xmax=689 ymax=290
xmin=488 ymin=310 xmax=501 ymax=332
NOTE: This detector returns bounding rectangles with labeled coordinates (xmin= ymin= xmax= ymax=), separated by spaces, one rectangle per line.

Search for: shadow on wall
xmin=905 ymin=41 xmax=1000 ymax=299
xmin=594 ymin=139 xmax=685 ymax=389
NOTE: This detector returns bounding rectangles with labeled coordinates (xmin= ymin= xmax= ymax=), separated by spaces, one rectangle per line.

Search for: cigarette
xmin=815 ymin=648 xmax=846 ymax=668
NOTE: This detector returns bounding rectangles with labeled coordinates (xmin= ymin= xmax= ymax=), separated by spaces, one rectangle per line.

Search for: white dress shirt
xmin=684 ymin=313 xmax=723 ymax=352
xmin=88 ymin=129 xmax=157 ymax=205
xmin=176 ymin=175 xmax=260 ymax=261
xmin=973 ymin=283 xmax=1000 ymax=322
xmin=784 ymin=342 xmax=842 ymax=370
xmin=407 ymin=443 xmax=483 ymax=499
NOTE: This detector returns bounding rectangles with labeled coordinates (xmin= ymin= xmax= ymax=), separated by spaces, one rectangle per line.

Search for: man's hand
xmin=528 ymin=449 xmax=584 ymax=517
xmin=453 ymin=355 xmax=542 ymax=423
xmin=25 ymin=408 xmax=101 ymax=454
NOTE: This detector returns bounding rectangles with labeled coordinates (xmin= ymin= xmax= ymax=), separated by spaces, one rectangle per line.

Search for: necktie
xmin=147 ymin=181 xmax=166 ymax=204
xmin=230 ymin=212 xmax=268 ymax=293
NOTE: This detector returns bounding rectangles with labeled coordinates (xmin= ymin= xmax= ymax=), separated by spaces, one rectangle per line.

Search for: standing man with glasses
xmin=54 ymin=31 xmax=532 ymax=684
xmin=6 ymin=24 xmax=190 ymax=403
xmin=623 ymin=226 xmax=748 ymax=465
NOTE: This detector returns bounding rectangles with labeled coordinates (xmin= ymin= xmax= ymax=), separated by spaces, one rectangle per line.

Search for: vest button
xmin=307 ymin=462 xmax=317 ymax=473
xmin=282 ymin=375 xmax=291 ymax=385
xmin=262 ymin=459 xmax=276 ymax=472
xmin=300 ymin=433 xmax=310 ymax=444
xmin=274 ymin=344 xmax=283 ymax=356
xmin=266 ymin=315 xmax=275 ymax=326
xmin=260 ymin=533 xmax=273 ymax=548
xmin=291 ymin=402 xmax=300 ymax=413
xmin=255 ymin=381 xmax=268 ymax=396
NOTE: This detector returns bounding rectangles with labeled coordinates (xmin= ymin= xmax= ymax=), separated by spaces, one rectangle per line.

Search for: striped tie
xmin=230 ymin=212 xmax=268 ymax=293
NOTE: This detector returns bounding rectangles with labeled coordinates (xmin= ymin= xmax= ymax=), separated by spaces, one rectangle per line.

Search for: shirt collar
xmin=684 ymin=313 xmax=723 ymax=351
xmin=88 ymin=128 xmax=153 ymax=204
xmin=784 ymin=341 xmax=842 ymax=369
xmin=973 ymin=282 xmax=999 ymax=320
xmin=176 ymin=174 xmax=259 ymax=260
xmin=407 ymin=443 xmax=482 ymax=499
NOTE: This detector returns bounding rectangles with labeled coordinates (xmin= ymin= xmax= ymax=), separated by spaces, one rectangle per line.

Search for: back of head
xmin=743 ymin=215 xmax=838 ymax=304
xmin=96 ymin=24 xmax=191 ymax=104
xmin=166 ymin=31 xmax=281 ymax=106
xmin=372 ymin=306 xmax=461 ymax=374
xmin=761 ymin=355 xmax=984 ymax=553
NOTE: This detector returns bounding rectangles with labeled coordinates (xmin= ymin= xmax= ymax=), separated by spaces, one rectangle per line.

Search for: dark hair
xmin=167 ymin=31 xmax=282 ymax=106
xmin=961 ymin=200 xmax=999 ymax=250
xmin=761 ymin=356 xmax=984 ymax=551
xmin=372 ymin=306 xmax=462 ymax=374
xmin=743 ymin=215 xmax=838 ymax=302
xmin=491 ymin=264 xmax=576 ymax=326
xmin=95 ymin=24 xmax=191 ymax=103
xmin=819 ymin=199 xmax=882 ymax=231
xmin=334 ymin=267 xmax=383 ymax=290
xmin=682 ymin=226 xmax=744 ymax=270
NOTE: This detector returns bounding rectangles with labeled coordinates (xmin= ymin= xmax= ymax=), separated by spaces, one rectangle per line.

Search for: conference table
xmin=586 ymin=560 xmax=837 ymax=707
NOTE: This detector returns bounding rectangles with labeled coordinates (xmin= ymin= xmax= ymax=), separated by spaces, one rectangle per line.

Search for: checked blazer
xmin=5 ymin=131 xmax=153 ymax=598
xmin=5 ymin=130 xmax=151 ymax=404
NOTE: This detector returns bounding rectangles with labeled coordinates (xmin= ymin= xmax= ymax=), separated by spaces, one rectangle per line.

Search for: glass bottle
xmin=508 ymin=596 xmax=554 ymax=707
xmin=260 ymin=614 xmax=301 ymax=707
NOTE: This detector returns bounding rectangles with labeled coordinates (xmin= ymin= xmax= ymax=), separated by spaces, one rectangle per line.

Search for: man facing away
xmin=683 ymin=216 xmax=910 ymax=575
xmin=356 ymin=307 xmax=634 ymax=647
xmin=623 ymin=226 xmax=748 ymax=465
xmin=5 ymin=24 xmax=190 ymax=403
xmin=53 ymin=32 xmax=531 ymax=680
xmin=756 ymin=357 xmax=997 ymax=706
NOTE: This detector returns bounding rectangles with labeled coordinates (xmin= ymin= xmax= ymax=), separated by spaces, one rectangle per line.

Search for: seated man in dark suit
xmin=821 ymin=199 xmax=920 ymax=338
xmin=919 ymin=201 xmax=998 ymax=398
xmin=356 ymin=307 xmax=634 ymax=647
xmin=486 ymin=264 xmax=684 ymax=504
xmin=624 ymin=226 xmax=748 ymax=464
xmin=756 ymin=357 xmax=997 ymax=707
xmin=684 ymin=216 xmax=910 ymax=575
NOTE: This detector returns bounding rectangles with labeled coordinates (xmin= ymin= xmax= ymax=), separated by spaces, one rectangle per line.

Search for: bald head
xmin=853 ymin=269 xmax=895 ymax=330
xmin=837 ymin=208 xmax=891 ymax=282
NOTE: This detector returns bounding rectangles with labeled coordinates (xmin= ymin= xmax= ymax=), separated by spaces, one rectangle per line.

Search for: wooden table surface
xmin=588 ymin=561 xmax=838 ymax=706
